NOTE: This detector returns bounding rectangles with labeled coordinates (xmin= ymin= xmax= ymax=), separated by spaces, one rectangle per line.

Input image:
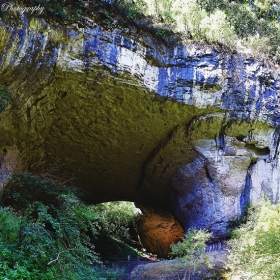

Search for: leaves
xmin=92 ymin=201 xmax=137 ymax=243
xmin=0 ymin=172 xmax=126 ymax=279
xmin=170 ymin=228 xmax=211 ymax=279
xmin=228 ymin=198 xmax=280 ymax=279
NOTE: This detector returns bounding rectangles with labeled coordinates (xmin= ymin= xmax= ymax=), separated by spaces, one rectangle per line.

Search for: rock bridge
xmin=1 ymin=15 xmax=280 ymax=255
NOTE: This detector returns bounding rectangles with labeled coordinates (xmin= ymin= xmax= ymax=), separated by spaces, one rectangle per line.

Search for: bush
xmin=170 ymin=228 xmax=211 ymax=280
xmin=200 ymin=10 xmax=237 ymax=45
xmin=92 ymin=201 xmax=137 ymax=243
xmin=0 ymin=172 xmax=126 ymax=279
xmin=227 ymin=198 xmax=280 ymax=279
xmin=171 ymin=0 xmax=207 ymax=39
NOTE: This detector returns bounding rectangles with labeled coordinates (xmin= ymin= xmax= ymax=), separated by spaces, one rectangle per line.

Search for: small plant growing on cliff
xmin=0 ymin=86 xmax=9 ymax=113
xmin=171 ymin=228 xmax=211 ymax=280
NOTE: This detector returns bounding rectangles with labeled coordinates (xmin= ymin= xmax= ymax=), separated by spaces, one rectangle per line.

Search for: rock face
xmin=136 ymin=205 xmax=184 ymax=257
xmin=170 ymin=135 xmax=266 ymax=238
xmin=1 ymin=14 xmax=280 ymax=250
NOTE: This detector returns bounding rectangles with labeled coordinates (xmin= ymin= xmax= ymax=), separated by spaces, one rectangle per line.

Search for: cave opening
xmin=90 ymin=200 xmax=186 ymax=259
xmin=90 ymin=201 xmax=145 ymax=261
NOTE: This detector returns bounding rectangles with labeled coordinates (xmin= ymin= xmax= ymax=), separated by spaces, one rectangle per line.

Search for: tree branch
xmin=47 ymin=248 xmax=76 ymax=265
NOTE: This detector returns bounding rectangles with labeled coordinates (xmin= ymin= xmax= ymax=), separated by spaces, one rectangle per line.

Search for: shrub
xmin=171 ymin=0 xmax=207 ymax=39
xmin=200 ymin=10 xmax=237 ymax=45
xmin=170 ymin=228 xmax=211 ymax=280
xmin=0 ymin=172 xmax=126 ymax=279
xmin=92 ymin=201 xmax=137 ymax=243
xmin=227 ymin=198 xmax=280 ymax=279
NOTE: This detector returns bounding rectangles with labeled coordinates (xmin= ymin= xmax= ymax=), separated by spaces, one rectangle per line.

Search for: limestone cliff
xmin=1 ymin=14 xmax=280 ymax=251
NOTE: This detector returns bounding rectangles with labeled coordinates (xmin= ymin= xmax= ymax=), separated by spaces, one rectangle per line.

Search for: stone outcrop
xmin=136 ymin=205 xmax=184 ymax=257
xmin=1 ymin=13 xmax=280 ymax=251
xmin=130 ymin=250 xmax=228 ymax=279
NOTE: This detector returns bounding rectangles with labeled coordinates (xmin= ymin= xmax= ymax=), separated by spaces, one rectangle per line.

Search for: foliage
xmin=116 ymin=0 xmax=147 ymax=20
xmin=1 ymin=172 xmax=68 ymax=210
xmin=227 ymin=198 xmax=280 ymax=279
xmin=15 ymin=0 xmax=147 ymax=25
xmin=200 ymin=10 xmax=237 ymax=45
xmin=2 ymin=0 xmax=279 ymax=60
xmin=196 ymin=0 xmax=280 ymax=57
xmin=94 ymin=236 xmax=140 ymax=261
xmin=0 ymin=172 xmax=126 ymax=279
xmin=170 ymin=0 xmax=207 ymax=39
xmin=89 ymin=201 xmax=141 ymax=261
xmin=170 ymin=228 xmax=211 ymax=280
xmin=147 ymin=0 xmax=279 ymax=57
xmin=154 ymin=26 xmax=173 ymax=37
xmin=0 ymin=85 xmax=10 ymax=113
xmin=91 ymin=201 xmax=137 ymax=244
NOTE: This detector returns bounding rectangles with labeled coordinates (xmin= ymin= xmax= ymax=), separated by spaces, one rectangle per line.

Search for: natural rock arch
xmin=1 ymin=16 xmax=280 ymax=254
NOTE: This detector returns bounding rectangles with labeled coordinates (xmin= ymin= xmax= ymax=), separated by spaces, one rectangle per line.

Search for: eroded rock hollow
xmin=1 ymin=15 xmax=280 ymax=254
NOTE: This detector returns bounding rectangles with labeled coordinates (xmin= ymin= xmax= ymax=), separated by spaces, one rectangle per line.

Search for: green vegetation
xmin=0 ymin=171 xmax=139 ymax=279
xmin=0 ymin=85 xmax=9 ymax=113
xmin=91 ymin=201 xmax=141 ymax=261
xmin=170 ymin=228 xmax=211 ymax=280
xmin=0 ymin=0 xmax=279 ymax=60
xmin=144 ymin=0 xmax=280 ymax=59
xmin=2 ymin=0 xmax=276 ymax=61
xmin=227 ymin=198 xmax=280 ymax=279
xmin=92 ymin=201 xmax=137 ymax=243
xmin=94 ymin=236 xmax=140 ymax=262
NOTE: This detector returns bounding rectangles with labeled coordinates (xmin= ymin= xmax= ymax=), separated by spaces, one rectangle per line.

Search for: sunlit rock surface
xmin=136 ymin=205 xmax=184 ymax=257
xmin=1 ymin=14 xmax=280 ymax=246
